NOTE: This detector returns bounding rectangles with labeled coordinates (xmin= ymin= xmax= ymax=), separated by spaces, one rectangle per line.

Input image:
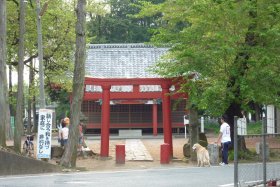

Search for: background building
xmin=82 ymin=43 xmax=188 ymax=135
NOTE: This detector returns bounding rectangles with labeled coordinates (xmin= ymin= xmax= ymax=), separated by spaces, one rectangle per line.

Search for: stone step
xmin=125 ymin=139 xmax=153 ymax=161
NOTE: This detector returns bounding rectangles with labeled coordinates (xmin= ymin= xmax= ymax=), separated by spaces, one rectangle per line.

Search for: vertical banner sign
xmin=37 ymin=109 xmax=53 ymax=159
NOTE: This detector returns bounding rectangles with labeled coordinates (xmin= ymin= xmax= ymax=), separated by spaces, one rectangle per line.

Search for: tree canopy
xmin=138 ymin=0 xmax=280 ymax=117
xmin=87 ymin=0 xmax=164 ymax=43
xmin=7 ymin=0 xmax=76 ymax=92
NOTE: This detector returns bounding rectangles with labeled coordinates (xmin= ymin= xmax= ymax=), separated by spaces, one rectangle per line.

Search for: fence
xmin=234 ymin=116 xmax=280 ymax=187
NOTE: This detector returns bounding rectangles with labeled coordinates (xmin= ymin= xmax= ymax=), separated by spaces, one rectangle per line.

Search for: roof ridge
xmin=88 ymin=43 xmax=157 ymax=49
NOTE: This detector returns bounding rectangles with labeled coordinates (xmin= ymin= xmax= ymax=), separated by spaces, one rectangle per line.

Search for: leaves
xmin=7 ymin=0 xmax=76 ymax=95
xmin=87 ymin=0 xmax=164 ymax=43
xmin=139 ymin=0 xmax=280 ymax=115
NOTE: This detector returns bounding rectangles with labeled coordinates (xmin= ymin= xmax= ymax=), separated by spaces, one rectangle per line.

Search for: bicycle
xmin=22 ymin=134 xmax=34 ymax=157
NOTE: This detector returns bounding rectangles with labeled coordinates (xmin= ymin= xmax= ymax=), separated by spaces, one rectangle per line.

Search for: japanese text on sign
xmin=37 ymin=109 xmax=53 ymax=159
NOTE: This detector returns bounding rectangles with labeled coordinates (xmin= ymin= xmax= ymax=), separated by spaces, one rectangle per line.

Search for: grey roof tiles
xmin=85 ymin=43 xmax=169 ymax=78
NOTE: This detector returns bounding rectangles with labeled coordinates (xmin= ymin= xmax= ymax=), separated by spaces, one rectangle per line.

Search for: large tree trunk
xmin=32 ymin=95 xmax=37 ymax=133
xmin=14 ymin=0 xmax=26 ymax=152
xmin=31 ymin=59 xmax=38 ymax=133
xmin=0 ymin=0 xmax=8 ymax=147
xmin=60 ymin=0 xmax=86 ymax=168
xmin=7 ymin=65 xmax=14 ymax=140
xmin=36 ymin=0 xmax=46 ymax=109
xmin=27 ymin=60 xmax=33 ymax=134
xmin=254 ymin=103 xmax=261 ymax=122
xmin=224 ymin=1 xmax=258 ymax=153
xmin=189 ymin=107 xmax=199 ymax=162
xmin=224 ymin=103 xmax=247 ymax=151
xmin=249 ymin=102 xmax=261 ymax=122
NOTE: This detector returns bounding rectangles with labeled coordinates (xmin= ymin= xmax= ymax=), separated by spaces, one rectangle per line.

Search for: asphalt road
xmin=0 ymin=165 xmax=234 ymax=187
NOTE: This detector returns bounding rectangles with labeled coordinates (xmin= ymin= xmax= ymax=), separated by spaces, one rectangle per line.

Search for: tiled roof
xmin=85 ymin=43 xmax=169 ymax=78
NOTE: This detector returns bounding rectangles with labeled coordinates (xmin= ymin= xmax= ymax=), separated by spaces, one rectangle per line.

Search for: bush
xmin=228 ymin=149 xmax=257 ymax=161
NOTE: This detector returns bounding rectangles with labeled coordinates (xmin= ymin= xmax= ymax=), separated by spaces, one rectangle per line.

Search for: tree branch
xmin=10 ymin=54 xmax=38 ymax=66
xmin=7 ymin=0 xmax=19 ymax=6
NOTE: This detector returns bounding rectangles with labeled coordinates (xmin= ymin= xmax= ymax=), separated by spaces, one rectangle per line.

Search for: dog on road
xmin=192 ymin=143 xmax=211 ymax=167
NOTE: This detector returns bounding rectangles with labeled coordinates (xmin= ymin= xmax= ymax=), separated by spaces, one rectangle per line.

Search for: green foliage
xmin=138 ymin=0 xmax=280 ymax=115
xmin=247 ymin=121 xmax=262 ymax=134
xmin=87 ymin=0 xmax=164 ymax=43
xmin=205 ymin=120 xmax=263 ymax=135
xmin=6 ymin=0 xmax=75 ymax=95
xmin=204 ymin=124 xmax=220 ymax=135
xmin=46 ymin=85 xmax=70 ymax=121
xmin=228 ymin=149 xmax=257 ymax=161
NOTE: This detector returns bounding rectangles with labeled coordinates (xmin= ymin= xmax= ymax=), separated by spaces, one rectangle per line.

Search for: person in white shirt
xmin=216 ymin=115 xmax=231 ymax=166
xmin=60 ymin=120 xmax=69 ymax=147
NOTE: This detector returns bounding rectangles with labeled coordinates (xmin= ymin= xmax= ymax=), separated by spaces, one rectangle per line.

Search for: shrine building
xmin=82 ymin=43 xmax=188 ymax=157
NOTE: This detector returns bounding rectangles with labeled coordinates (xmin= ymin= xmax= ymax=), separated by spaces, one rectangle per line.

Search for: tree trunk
xmin=32 ymin=95 xmax=37 ymax=133
xmin=254 ymin=103 xmax=261 ymax=122
xmin=224 ymin=103 xmax=247 ymax=151
xmin=27 ymin=60 xmax=33 ymax=134
xmin=189 ymin=107 xmax=199 ymax=162
xmin=249 ymin=102 xmax=261 ymax=122
xmin=14 ymin=0 xmax=26 ymax=152
xmin=7 ymin=65 xmax=14 ymax=140
xmin=224 ymin=1 xmax=257 ymax=153
xmin=0 ymin=0 xmax=8 ymax=147
xmin=60 ymin=0 xmax=86 ymax=168
xmin=36 ymin=0 xmax=46 ymax=109
xmin=31 ymin=59 xmax=38 ymax=133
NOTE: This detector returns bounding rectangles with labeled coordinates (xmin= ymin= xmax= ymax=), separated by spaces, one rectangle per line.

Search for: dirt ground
xmin=72 ymin=135 xmax=218 ymax=171
xmin=6 ymin=133 xmax=279 ymax=172
xmin=74 ymin=138 xmax=187 ymax=171
xmin=7 ymin=134 xmax=201 ymax=171
xmin=65 ymin=134 xmax=280 ymax=171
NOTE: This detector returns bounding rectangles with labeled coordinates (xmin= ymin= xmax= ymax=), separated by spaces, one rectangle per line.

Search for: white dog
xmin=192 ymin=143 xmax=211 ymax=167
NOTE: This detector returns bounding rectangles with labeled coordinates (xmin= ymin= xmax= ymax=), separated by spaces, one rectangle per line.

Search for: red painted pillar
xmin=160 ymin=143 xmax=170 ymax=164
xmin=116 ymin=144 xmax=125 ymax=164
xmin=101 ymin=84 xmax=111 ymax=157
xmin=161 ymin=83 xmax=173 ymax=157
xmin=153 ymin=102 xmax=158 ymax=136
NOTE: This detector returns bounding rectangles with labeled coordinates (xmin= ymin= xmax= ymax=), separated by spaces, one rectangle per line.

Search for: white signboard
xmin=237 ymin=117 xmax=247 ymax=135
xmin=37 ymin=109 xmax=53 ymax=159
xmin=267 ymin=105 xmax=275 ymax=134
xmin=184 ymin=115 xmax=189 ymax=125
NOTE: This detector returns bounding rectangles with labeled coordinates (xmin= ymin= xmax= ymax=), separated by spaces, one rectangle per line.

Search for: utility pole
xmin=35 ymin=0 xmax=46 ymax=109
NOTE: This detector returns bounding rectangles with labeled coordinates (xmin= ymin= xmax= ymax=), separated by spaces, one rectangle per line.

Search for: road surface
xmin=0 ymin=165 xmax=234 ymax=187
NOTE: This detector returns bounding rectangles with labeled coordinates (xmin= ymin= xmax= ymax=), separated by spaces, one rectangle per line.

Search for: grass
xmin=247 ymin=121 xmax=262 ymax=134
xmin=204 ymin=123 xmax=220 ymax=135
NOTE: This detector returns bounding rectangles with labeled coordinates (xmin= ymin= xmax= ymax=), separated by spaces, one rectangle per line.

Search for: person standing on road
xmin=215 ymin=115 xmax=231 ymax=166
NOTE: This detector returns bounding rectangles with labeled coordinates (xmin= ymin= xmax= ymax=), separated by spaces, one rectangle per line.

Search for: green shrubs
xmin=228 ymin=149 xmax=257 ymax=161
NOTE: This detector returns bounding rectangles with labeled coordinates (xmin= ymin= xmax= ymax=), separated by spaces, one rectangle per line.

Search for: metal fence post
xmin=234 ymin=116 xmax=238 ymax=187
xmin=262 ymin=117 xmax=267 ymax=187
